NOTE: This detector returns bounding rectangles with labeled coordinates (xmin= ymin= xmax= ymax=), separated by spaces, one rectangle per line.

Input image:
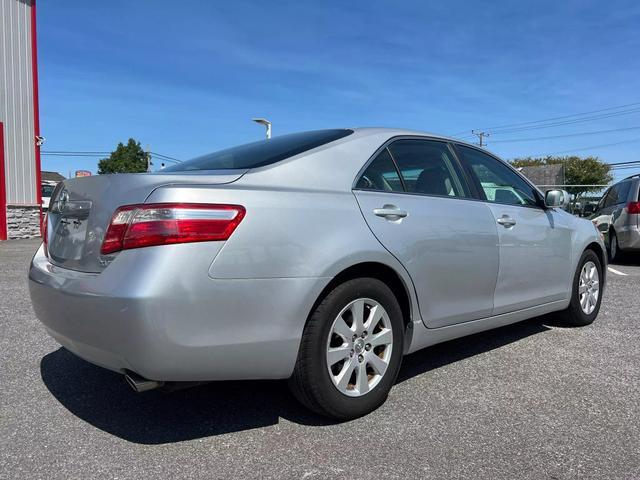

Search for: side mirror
xmin=544 ymin=189 xmax=571 ymax=209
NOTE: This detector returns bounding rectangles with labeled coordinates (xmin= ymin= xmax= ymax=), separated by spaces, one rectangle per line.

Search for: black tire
xmin=558 ymin=249 xmax=603 ymax=327
xmin=288 ymin=278 xmax=404 ymax=420
xmin=608 ymin=229 xmax=620 ymax=262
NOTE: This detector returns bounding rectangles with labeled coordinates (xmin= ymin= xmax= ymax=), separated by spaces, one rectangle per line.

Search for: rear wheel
xmin=289 ymin=278 xmax=404 ymax=420
xmin=558 ymin=249 xmax=603 ymax=327
xmin=609 ymin=230 xmax=620 ymax=262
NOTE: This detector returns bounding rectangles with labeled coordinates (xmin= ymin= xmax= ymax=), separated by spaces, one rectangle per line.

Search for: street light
xmin=252 ymin=118 xmax=272 ymax=139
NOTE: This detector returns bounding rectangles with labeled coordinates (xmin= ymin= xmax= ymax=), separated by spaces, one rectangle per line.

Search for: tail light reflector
xmin=101 ymin=203 xmax=245 ymax=255
xmin=627 ymin=201 xmax=640 ymax=214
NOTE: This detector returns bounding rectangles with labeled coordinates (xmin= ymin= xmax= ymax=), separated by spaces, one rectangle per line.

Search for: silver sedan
xmin=29 ymin=128 xmax=606 ymax=419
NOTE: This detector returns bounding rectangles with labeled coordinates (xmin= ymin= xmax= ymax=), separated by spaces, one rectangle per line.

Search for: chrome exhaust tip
xmin=124 ymin=370 xmax=164 ymax=393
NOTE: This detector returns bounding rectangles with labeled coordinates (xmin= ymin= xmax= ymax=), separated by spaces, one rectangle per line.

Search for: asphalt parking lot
xmin=1 ymin=239 xmax=639 ymax=480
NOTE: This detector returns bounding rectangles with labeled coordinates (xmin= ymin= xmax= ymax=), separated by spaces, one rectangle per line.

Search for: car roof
xmin=346 ymin=127 xmax=477 ymax=149
xmin=240 ymin=127 xmax=489 ymax=192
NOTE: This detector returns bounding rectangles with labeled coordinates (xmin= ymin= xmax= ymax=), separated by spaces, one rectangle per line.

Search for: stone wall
xmin=6 ymin=205 xmax=41 ymax=239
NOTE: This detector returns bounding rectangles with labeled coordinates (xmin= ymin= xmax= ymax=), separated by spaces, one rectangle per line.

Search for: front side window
xmin=388 ymin=140 xmax=469 ymax=197
xmin=457 ymin=145 xmax=539 ymax=207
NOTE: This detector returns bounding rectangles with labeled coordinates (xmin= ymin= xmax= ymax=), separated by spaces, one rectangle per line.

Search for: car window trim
xmin=352 ymin=136 xmax=473 ymax=201
xmin=448 ymin=142 xmax=484 ymax=200
xmin=453 ymin=142 xmax=547 ymax=211
xmin=384 ymin=146 xmax=408 ymax=192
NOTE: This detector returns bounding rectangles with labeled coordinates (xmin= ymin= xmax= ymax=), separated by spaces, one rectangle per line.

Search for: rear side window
xmin=457 ymin=145 xmax=539 ymax=207
xmin=355 ymin=140 xmax=469 ymax=198
xmin=355 ymin=148 xmax=403 ymax=192
xmin=164 ymin=129 xmax=353 ymax=171
xmin=606 ymin=181 xmax=632 ymax=206
xmin=388 ymin=140 xmax=469 ymax=197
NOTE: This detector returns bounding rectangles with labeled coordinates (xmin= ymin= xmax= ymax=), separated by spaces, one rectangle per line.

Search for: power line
xmin=42 ymin=150 xmax=182 ymax=163
xmin=449 ymin=101 xmax=640 ymax=138
xmin=42 ymin=150 xmax=110 ymax=154
xmin=532 ymin=137 xmax=640 ymax=157
xmin=150 ymin=151 xmax=182 ymax=162
xmin=42 ymin=152 xmax=105 ymax=157
xmin=487 ymin=108 xmax=640 ymax=135
xmin=480 ymin=101 xmax=640 ymax=131
xmin=609 ymin=160 xmax=640 ymax=166
xmin=489 ymin=125 xmax=640 ymax=144
xmin=611 ymin=164 xmax=640 ymax=170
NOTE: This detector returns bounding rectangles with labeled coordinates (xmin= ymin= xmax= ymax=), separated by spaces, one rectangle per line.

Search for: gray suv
xmin=591 ymin=174 xmax=640 ymax=261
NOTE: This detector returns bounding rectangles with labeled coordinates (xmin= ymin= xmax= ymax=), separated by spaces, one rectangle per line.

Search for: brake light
xmin=627 ymin=201 xmax=640 ymax=214
xmin=101 ymin=203 xmax=245 ymax=255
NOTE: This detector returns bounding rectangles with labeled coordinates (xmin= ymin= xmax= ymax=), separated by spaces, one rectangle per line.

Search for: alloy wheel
xmin=325 ymin=298 xmax=393 ymax=397
xmin=578 ymin=260 xmax=600 ymax=315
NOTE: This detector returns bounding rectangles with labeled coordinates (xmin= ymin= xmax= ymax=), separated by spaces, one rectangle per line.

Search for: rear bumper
xmin=617 ymin=225 xmax=640 ymax=251
xmin=29 ymin=244 xmax=329 ymax=381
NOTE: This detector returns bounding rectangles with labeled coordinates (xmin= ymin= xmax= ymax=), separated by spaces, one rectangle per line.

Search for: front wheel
xmin=559 ymin=249 xmax=603 ymax=327
xmin=289 ymin=278 xmax=404 ymax=420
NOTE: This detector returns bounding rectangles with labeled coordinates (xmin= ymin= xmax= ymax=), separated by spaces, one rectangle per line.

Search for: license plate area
xmin=48 ymin=200 xmax=93 ymax=263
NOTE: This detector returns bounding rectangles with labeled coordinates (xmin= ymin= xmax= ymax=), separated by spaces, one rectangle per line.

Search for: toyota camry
xmin=29 ymin=128 xmax=606 ymax=419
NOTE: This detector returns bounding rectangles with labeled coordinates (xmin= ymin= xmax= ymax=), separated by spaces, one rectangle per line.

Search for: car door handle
xmin=496 ymin=215 xmax=516 ymax=228
xmin=373 ymin=205 xmax=408 ymax=219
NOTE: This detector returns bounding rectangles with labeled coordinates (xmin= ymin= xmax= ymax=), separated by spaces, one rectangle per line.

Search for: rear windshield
xmin=164 ymin=129 xmax=353 ymax=172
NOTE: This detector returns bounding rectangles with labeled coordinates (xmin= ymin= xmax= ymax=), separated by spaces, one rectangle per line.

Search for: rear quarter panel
xmin=145 ymin=182 xmax=421 ymax=311
xmin=145 ymin=184 xmax=407 ymax=279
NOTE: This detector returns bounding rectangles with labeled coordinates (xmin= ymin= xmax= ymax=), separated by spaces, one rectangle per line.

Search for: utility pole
xmin=146 ymin=144 xmax=151 ymax=172
xmin=471 ymin=130 xmax=490 ymax=147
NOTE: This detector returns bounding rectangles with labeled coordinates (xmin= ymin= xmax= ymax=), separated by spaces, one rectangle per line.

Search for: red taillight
xmin=100 ymin=203 xmax=246 ymax=255
xmin=627 ymin=201 xmax=640 ymax=214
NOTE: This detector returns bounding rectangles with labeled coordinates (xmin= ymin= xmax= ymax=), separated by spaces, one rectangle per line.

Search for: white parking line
xmin=608 ymin=266 xmax=628 ymax=276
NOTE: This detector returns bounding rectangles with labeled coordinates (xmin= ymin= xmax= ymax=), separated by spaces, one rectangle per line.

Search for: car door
xmin=353 ymin=138 xmax=500 ymax=328
xmin=455 ymin=144 xmax=573 ymax=314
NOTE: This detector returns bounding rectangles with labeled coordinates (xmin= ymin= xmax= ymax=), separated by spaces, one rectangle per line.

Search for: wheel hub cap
xmin=326 ymin=298 xmax=394 ymax=397
xmin=578 ymin=261 xmax=599 ymax=315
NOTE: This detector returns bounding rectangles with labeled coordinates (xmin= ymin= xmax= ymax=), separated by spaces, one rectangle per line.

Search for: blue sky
xmin=39 ymin=1 xmax=640 ymax=180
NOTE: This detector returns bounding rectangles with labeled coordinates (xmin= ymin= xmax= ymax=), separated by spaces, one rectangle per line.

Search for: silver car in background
xmin=590 ymin=174 xmax=640 ymax=261
xmin=29 ymin=128 xmax=606 ymax=419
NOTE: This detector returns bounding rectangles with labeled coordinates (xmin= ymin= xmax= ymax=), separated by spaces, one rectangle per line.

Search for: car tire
xmin=558 ymin=249 xmax=603 ymax=327
xmin=609 ymin=230 xmax=620 ymax=262
xmin=289 ymin=278 xmax=404 ymax=420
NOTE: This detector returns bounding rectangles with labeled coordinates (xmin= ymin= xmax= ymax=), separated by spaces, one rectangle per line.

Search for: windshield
xmin=163 ymin=129 xmax=353 ymax=172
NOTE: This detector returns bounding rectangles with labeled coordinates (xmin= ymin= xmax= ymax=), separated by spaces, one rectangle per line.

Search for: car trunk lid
xmin=45 ymin=171 xmax=246 ymax=273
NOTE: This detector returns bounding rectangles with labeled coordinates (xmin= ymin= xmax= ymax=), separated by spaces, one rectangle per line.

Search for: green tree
xmin=511 ymin=155 xmax=613 ymax=210
xmin=97 ymin=138 xmax=150 ymax=174
xmin=510 ymin=156 xmax=564 ymax=167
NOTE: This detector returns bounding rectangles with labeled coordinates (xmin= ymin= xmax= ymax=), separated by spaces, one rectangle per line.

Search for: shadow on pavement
xmin=609 ymin=254 xmax=640 ymax=267
xmin=40 ymin=317 xmax=551 ymax=444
